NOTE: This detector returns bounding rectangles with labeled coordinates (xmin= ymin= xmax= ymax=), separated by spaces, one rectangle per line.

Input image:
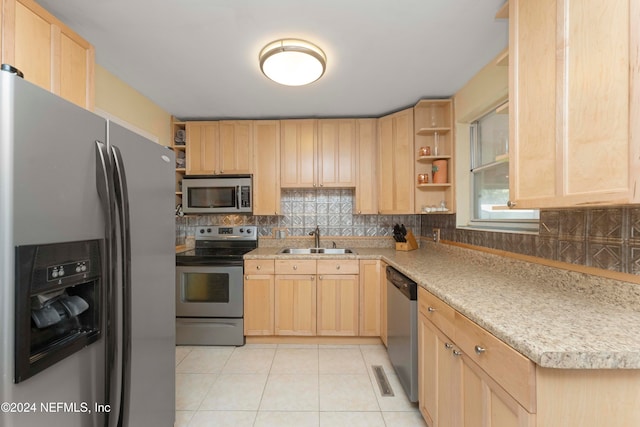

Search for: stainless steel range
xmin=175 ymin=226 xmax=257 ymax=345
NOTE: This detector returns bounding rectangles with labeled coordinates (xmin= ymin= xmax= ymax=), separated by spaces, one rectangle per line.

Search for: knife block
xmin=395 ymin=230 xmax=419 ymax=251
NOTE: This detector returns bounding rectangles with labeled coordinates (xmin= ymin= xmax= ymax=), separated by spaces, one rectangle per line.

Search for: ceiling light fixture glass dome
xmin=259 ymin=39 xmax=327 ymax=86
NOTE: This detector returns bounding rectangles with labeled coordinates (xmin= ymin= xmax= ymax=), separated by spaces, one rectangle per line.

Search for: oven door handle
xmin=236 ymin=185 xmax=240 ymax=210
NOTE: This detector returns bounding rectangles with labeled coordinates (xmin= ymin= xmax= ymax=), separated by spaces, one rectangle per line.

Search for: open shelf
xmin=417 ymin=183 xmax=452 ymax=188
xmin=416 ymin=127 xmax=451 ymax=136
xmin=417 ymin=155 xmax=452 ymax=161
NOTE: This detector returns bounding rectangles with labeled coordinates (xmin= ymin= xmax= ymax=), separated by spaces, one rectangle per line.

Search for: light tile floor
xmin=175 ymin=343 xmax=427 ymax=427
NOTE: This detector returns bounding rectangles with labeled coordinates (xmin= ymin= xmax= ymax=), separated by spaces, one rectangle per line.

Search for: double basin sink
xmin=279 ymin=248 xmax=356 ymax=255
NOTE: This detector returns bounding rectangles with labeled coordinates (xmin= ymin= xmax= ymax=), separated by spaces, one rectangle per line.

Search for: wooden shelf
xmin=171 ymin=144 xmax=186 ymax=150
xmin=496 ymin=50 xmax=509 ymax=66
xmin=176 ymin=168 xmax=186 ymax=173
xmin=417 ymin=155 xmax=452 ymax=161
xmin=417 ymin=183 xmax=452 ymax=188
xmin=416 ymin=127 xmax=451 ymax=136
xmin=495 ymin=1 xmax=509 ymax=19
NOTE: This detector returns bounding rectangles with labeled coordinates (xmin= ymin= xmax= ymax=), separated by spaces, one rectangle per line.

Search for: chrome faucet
xmin=309 ymin=226 xmax=321 ymax=248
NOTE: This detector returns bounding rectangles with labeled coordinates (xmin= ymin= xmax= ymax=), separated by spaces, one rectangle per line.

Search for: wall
xmin=94 ymin=65 xmax=172 ymax=146
xmin=176 ymin=189 xmax=419 ymax=245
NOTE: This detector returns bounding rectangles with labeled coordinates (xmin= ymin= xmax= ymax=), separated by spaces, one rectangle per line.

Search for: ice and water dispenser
xmin=14 ymin=239 xmax=102 ymax=383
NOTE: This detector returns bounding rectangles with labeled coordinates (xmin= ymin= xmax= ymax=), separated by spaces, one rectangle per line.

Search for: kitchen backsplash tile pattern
xmin=420 ymin=206 xmax=640 ymax=275
xmin=176 ymin=189 xmax=419 ymax=245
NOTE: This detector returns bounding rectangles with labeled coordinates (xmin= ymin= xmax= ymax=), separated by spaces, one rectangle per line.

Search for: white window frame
xmin=466 ymin=107 xmax=539 ymax=233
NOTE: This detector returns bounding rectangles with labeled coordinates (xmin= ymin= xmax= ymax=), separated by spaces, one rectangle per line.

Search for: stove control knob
xmin=239 ymin=228 xmax=245 ymax=233
xmin=207 ymin=228 xmax=212 ymax=233
xmin=246 ymin=228 xmax=252 ymax=234
xmin=199 ymin=229 xmax=205 ymax=234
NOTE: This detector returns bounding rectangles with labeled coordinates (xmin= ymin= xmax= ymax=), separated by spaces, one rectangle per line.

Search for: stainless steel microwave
xmin=182 ymin=175 xmax=252 ymax=214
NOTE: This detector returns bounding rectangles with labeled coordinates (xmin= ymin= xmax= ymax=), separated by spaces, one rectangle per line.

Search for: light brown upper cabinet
xmin=186 ymin=121 xmax=219 ymax=175
xmin=280 ymin=119 xmax=317 ymax=187
xmin=218 ymin=121 xmax=253 ymax=174
xmin=378 ymin=108 xmax=415 ymax=214
xmin=1 ymin=0 xmax=95 ymax=109
xmin=280 ymin=119 xmax=357 ymax=188
xmin=186 ymin=120 xmax=253 ymax=176
xmin=509 ymin=0 xmax=639 ymax=208
xmin=354 ymin=119 xmax=378 ymax=214
xmin=317 ymin=119 xmax=357 ymax=188
xmin=252 ymin=120 xmax=281 ymax=215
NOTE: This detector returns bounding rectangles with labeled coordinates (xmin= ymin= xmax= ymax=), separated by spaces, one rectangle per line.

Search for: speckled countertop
xmin=245 ymin=242 xmax=640 ymax=370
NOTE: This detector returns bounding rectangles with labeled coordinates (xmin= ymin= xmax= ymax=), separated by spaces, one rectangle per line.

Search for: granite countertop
xmin=245 ymin=243 xmax=640 ymax=370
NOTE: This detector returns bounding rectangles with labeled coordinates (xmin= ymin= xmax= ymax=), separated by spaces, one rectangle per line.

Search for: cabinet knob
xmin=245 ymin=275 xmax=249 ymax=280
xmin=474 ymin=345 xmax=486 ymax=354
xmin=319 ymin=275 xmax=323 ymax=280
xmin=311 ymin=276 xmax=315 ymax=281
xmin=452 ymin=349 xmax=462 ymax=357
xmin=507 ymin=200 xmax=517 ymax=208
xmin=358 ymin=210 xmax=362 ymax=214
xmin=336 ymin=265 xmax=340 ymax=270
xmin=256 ymin=265 xmax=261 ymax=270
xmin=293 ymin=265 xmax=298 ymax=270
xmin=444 ymin=343 xmax=453 ymax=349
xmin=427 ymin=307 xmax=436 ymax=313
xmin=220 ymin=170 xmax=224 ymax=174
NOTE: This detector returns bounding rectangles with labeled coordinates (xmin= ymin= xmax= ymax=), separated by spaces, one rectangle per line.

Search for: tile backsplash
xmin=176 ymin=189 xmax=419 ymax=245
xmin=420 ymin=206 xmax=640 ymax=275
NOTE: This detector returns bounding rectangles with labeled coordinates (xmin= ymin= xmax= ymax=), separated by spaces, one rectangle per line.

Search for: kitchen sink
xmin=278 ymin=248 xmax=356 ymax=255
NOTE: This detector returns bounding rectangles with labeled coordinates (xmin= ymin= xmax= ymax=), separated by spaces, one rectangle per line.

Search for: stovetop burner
xmin=176 ymin=226 xmax=258 ymax=266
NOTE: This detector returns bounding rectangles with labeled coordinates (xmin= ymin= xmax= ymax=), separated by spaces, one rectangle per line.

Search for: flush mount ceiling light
xmin=259 ymin=39 xmax=327 ymax=86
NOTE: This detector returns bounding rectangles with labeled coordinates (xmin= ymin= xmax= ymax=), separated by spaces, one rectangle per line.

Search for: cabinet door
xmin=418 ymin=314 xmax=462 ymax=427
xmin=253 ymin=120 xmax=281 ymax=215
xmin=280 ymin=119 xmax=317 ymax=187
xmin=510 ymin=0 xmax=639 ymax=208
xmin=460 ymin=353 xmax=534 ymax=427
xmin=274 ymin=275 xmax=316 ymax=335
xmin=378 ymin=108 xmax=414 ymax=213
xmin=219 ymin=121 xmax=253 ymax=174
xmin=2 ymin=0 xmax=95 ymax=109
xmin=317 ymin=274 xmax=359 ymax=336
xmin=318 ymin=119 xmax=356 ymax=187
xmin=359 ymin=259 xmax=380 ymax=336
xmin=244 ymin=274 xmax=274 ymax=335
xmin=354 ymin=119 xmax=378 ymax=214
xmin=380 ymin=261 xmax=388 ymax=346
xmin=186 ymin=122 xmax=219 ymax=175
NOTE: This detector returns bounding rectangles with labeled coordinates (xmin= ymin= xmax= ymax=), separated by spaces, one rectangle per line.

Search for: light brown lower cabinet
xmin=418 ymin=288 xmax=535 ymax=427
xmin=274 ymin=274 xmax=317 ymax=336
xmin=418 ymin=286 xmax=640 ymax=427
xmin=359 ymin=259 xmax=381 ymax=336
xmin=245 ymin=258 xmax=369 ymax=337
xmin=244 ymin=260 xmax=275 ymax=335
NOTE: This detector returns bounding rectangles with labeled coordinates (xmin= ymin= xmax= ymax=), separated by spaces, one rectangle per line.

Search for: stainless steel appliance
xmin=175 ymin=226 xmax=257 ymax=345
xmin=182 ymin=176 xmax=252 ymax=214
xmin=0 ymin=67 xmax=175 ymax=426
xmin=386 ymin=266 xmax=419 ymax=402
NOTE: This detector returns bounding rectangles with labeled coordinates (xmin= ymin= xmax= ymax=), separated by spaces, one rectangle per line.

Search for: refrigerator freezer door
xmin=107 ymin=122 xmax=176 ymax=427
xmin=0 ymin=71 xmax=106 ymax=426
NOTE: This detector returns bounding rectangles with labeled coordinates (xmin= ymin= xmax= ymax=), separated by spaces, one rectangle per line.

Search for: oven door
xmin=175 ymin=265 xmax=243 ymax=318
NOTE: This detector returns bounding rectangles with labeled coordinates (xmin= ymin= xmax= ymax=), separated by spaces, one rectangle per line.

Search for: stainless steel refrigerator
xmin=0 ymin=66 xmax=175 ymax=426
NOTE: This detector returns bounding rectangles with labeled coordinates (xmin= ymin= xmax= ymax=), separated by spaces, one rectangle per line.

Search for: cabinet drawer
xmin=418 ymin=287 xmax=455 ymax=339
xmin=245 ymin=259 xmax=275 ymax=275
xmin=454 ymin=312 xmax=536 ymax=412
xmin=317 ymin=259 xmax=359 ymax=275
xmin=275 ymin=259 xmax=317 ymax=275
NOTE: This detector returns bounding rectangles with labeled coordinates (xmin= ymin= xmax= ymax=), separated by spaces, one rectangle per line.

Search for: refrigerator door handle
xmin=111 ymin=144 xmax=132 ymax=427
xmin=95 ymin=140 xmax=118 ymax=427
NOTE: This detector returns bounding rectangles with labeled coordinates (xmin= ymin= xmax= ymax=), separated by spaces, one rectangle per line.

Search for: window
xmin=469 ymin=108 xmax=538 ymax=230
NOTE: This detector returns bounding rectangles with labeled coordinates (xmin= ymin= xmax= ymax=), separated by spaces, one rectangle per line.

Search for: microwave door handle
xmin=236 ymin=185 xmax=240 ymax=209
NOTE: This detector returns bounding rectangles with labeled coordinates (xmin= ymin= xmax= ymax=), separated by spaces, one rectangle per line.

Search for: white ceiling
xmin=37 ymin=0 xmax=508 ymax=120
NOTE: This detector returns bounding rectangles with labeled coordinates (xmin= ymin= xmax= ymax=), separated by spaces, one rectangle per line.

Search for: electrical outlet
xmin=432 ymin=228 xmax=440 ymax=243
